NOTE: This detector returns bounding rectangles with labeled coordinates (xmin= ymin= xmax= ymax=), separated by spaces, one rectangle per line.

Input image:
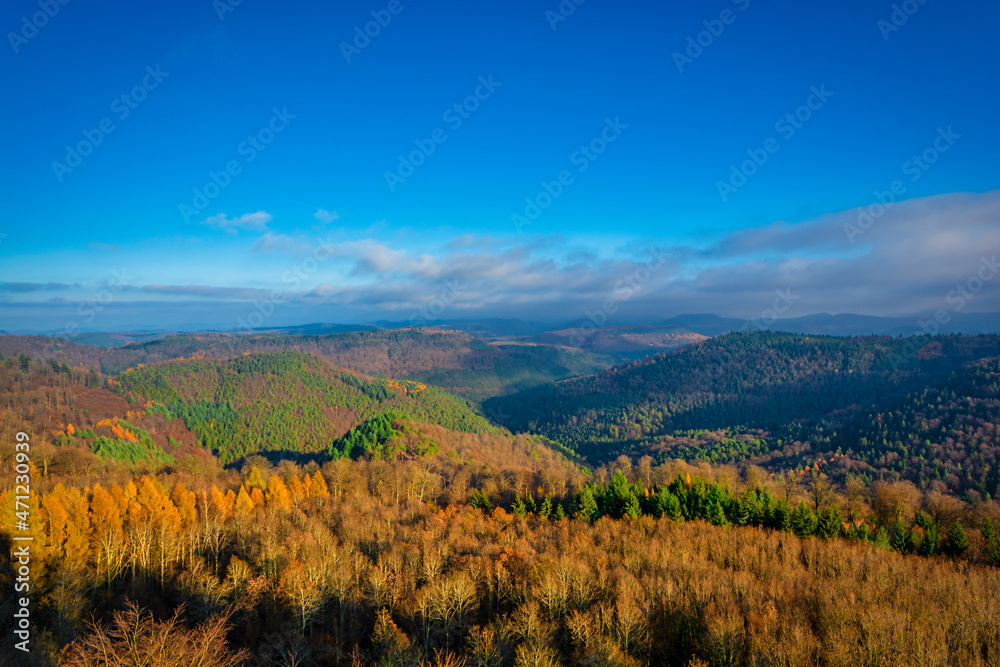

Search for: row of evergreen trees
xmin=473 ymin=471 xmax=1000 ymax=565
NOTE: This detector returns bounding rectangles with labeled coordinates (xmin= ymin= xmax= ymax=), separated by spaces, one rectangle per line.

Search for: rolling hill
xmin=485 ymin=331 xmax=1000 ymax=495
xmin=111 ymin=351 xmax=502 ymax=463
xmin=529 ymin=323 xmax=706 ymax=355
xmin=0 ymin=328 xmax=630 ymax=401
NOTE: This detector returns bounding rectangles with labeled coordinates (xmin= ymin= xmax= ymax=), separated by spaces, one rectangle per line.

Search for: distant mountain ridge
xmin=5 ymin=311 xmax=999 ymax=342
xmin=663 ymin=311 xmax=1000 ymax=337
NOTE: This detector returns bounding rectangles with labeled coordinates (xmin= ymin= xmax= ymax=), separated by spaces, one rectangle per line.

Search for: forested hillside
xmin=0 ymin=329 xmax=628 ymax=401
xmin=0 ymin=349 xmax=508 ymax=472
xmin=4 ymin=332 xmax=1000 ymax=665
xmin=401 ymin=342 xmax=621 ymax=402
xmin=530 ymin=324 xmax=706 ymax=355
xmin=486 ymin=332 xmax=1000 ymax=496
xmin=110 ymin=352 xmax=502 ymax=464
xmin=784 ymin=355 xmax=1000 ymax=498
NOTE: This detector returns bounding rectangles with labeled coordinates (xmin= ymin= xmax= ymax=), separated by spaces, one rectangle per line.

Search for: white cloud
xmin=286 ymin=190 xmax=1000 ymax=319
xmin=140 ymin=284 xmax=275 ymax=300
xmin=252 ymin=232 xmax=313 ymax=254
xmin=201 ymin=211 xmax=272 ymax=233
xmin=314 ymin=208 xmax=339 ymax=225
xmin=8 ymin=191 xmax=998 ymax=324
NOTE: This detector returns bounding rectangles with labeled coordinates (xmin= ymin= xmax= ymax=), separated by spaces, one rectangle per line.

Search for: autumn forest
xmin=2 ymin=329 xmax=1000 ymax=666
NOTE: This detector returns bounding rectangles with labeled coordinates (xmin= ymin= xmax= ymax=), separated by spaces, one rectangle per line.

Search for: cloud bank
xmin=3 ymin=191 xmax=997 ymax=331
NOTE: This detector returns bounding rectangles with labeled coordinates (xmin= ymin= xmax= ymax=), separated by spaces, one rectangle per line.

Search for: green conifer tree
xmin=890 ymin=520 xmax=912 ymax=554
xmin=771 ymin=499 xmax=792 ymax=532
xmin=735 ymin=497 xmax=753 ymax=526
xmin=790 ymin=502 xmax=818 ymax=538
xmin=706 ymin=499 xmax=728 ymax=527
xmin=539 ymin=496 xmax=553 ymax=520
xmin=918 ymin=522 xmax=939 ymax=557
xmin=624 ymin=494 xmax=641 ymax=520
xmin=512 ymin=496 xmax=528 ymax=519
xmin=945 ymin=521 xmax=970 ymax=557
xmin=817 ymin=507 xmax=842 ymax=539
xmin=575 ymin=487 xmax=599 ymax=523
xmin=987 ymin=536 xmax=1000 ymax=568
xmin=981 ymin=518 xmax=997 ymax=546
xmin=873 ymin=526 xmax=891 ymax=550
xmin=470 ymin=489 xmax=491 ymax=512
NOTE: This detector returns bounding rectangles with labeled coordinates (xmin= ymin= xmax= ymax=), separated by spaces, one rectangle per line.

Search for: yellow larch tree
xmin=266 ymin=476 xmax=292 ymax=511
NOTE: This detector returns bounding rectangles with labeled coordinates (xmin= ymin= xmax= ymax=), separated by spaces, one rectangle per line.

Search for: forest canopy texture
xmin=2 ymin=330 xmax=1000 ymax=666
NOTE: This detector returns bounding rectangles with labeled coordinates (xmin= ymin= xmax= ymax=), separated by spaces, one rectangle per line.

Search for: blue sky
xmin=1 ymin=0 xmax=998 ymax=332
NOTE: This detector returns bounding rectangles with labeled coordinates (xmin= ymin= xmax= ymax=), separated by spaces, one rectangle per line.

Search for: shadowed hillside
xmin=486 ymin=331 xmax=1000 ymax=496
